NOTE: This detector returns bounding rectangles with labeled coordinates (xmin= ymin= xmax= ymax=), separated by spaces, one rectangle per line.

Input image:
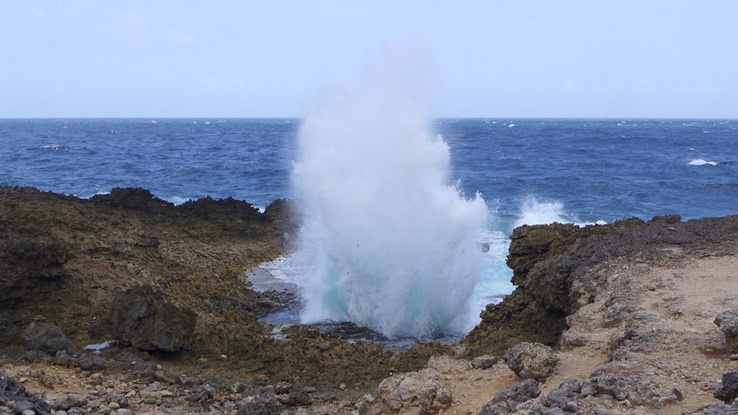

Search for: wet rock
xmin=102 ymin=285 xmax=196 ymax=352
xmin=237 ymin=394 xmax=283 ymax=415
xmin=480 ymin=379 xmax=540 ymax=415
xmin=21 ymin=322 xmax=78 ymax=356
xmin=471 ymin=355 xmax=499 ymax=370
xmin=504 ymin=342 xmax=559 ymax=380
xmin=715 ymin=310 xmax=738 ymax=354
xmin=0 ymin=375 xmax=52 ymax=415
xmin=714 ymin=372 xmax=738 ymax=403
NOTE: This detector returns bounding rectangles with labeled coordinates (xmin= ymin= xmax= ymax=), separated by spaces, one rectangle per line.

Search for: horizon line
xmin=2 ymin=116 xmax=737 ymax=121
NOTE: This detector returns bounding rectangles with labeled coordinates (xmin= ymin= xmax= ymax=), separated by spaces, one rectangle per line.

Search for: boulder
xmin=103 ymin=285 xmax=196 ymax=352
xmin=480 ymin=379 xmax=540 ymax=415
xmin=237 ymin=394 xmax=283 ymax=415
xmin=715 ymin=310 xmax=738 ymax=354
xmin=369 ymin=371 xmax=452 ymax=413
xmin=714 ymin=371 xmax=738 ymax=404
xmin=472 ymin=355 xmax=500 ymax=370
xmin=21 ymin=321 xmax=78 ymax=356
xmin=504 ymin=342 xmax=559 ymax=380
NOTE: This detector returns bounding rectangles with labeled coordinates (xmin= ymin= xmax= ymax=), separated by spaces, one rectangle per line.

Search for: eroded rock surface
xmin=504 ymin=342 xmax=558 ymax=380
xmin=715 ymin=310 xmax=738 ymax=354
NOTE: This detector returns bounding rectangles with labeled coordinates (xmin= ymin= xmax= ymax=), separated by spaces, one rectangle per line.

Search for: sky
xmin=1 ymin=1 xmax=737 ymax=118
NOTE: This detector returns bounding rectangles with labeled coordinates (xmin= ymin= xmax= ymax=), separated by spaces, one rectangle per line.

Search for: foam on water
xmin=291 ymin=49 xmax=488 ymax=339
xmin=689 ymin=158 xmax=718 ymax=166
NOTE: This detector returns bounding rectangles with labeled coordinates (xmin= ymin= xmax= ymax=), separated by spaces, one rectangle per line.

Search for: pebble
xmin=730 ymin=354 xmax=738 ymax=360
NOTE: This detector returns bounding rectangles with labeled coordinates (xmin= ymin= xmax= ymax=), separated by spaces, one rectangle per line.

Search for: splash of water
xmin=291 ymin=50 xmax=487 ymax=339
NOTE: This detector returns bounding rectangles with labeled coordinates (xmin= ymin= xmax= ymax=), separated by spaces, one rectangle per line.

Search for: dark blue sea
xmin=2 ymin=118 xmax=737 ymax=305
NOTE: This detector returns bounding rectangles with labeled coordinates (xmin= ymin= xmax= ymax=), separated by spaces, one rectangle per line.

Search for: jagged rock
xmin=472 ymin=355 xmax=500 ymax=369
xmin=90 ymin=187 xmax=172 ymax=213
xmin=480 ymin=379 xmax=540 ymax=415
xmin=504 ymin=342 xmax=559 ymax=380
xmin=715 ymin=310 xmax=738 ymax=354
xmin=237 ymin=394 xmax=283 ymax=415
xmin=57 ymin=393 xmax=87 ymax=411
xmin=583 ymin=363 xmax=669 ymax=405
xmin=102 ymin=285 xmax=196 ymax=352
xmin=715 ymin=372 xmax=738 ymax=403
xmin=545 ymin=379 xmax=581 ymax=412
xmin=700 ymin=401 xmax=738 ymax=414
xmin=0 ymin=376 xmax=51 ymax=415
xmin=369 ymin=371 xmax=452 ymax=413
xmin=21 ymin=321 xmax=78 ymax=356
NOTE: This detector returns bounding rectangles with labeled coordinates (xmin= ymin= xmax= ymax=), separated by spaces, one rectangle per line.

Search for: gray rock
xmin=504 ymin=342 xmax=559 ymax=380
xmin=58 ymin=394 xmax=86 ymax=411
xmin=0 ymin=375 xmax=51 ymax=415
xmin=558 ymin=379 xmax=581 ymax=393
xmin=715 ymin=310 xmax=738 ymax=354
xmin=702 ymin=401 xmax=738 ymax=414
xmin=472 ymin=355 xmax=500 ymax=370
xmin=237 ymin=394 xmax=283 ymax=415
xmin=102 ymin=285 xmax=197 ymax=352
xmin=21 ymin=322 xmax=78 ymax=356
xmin=714 ymin=371 xmax=738 ymax=403
xmin=436 ymin=388 xmax=452 ymax=406
xmin=480 ymin=379 xmax=540 ymax=415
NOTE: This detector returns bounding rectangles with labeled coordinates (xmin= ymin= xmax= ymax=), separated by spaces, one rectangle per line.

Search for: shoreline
xmin=2 ymin=186 xmax=737 ymax=414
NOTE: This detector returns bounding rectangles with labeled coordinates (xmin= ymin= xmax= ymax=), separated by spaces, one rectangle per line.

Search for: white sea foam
xmin=689 ymin=159 xmax=718 ymax=166
xmin=291 ymin=47 xmax=487 ymax=338
xmin=165 ymin=196 xmax=191 ymax=205
xmin=513 ymin=197 xmax=570 ymax=228
xmin=513 ymin=196 xmax=606 ymax=228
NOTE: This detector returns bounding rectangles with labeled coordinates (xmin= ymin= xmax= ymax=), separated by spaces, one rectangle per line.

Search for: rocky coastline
xmin=2 ymin=186 xmax=737 ymax=414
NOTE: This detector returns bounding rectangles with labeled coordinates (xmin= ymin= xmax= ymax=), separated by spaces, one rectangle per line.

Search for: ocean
xmin=2 ymin=118 xmax=736 ymax=337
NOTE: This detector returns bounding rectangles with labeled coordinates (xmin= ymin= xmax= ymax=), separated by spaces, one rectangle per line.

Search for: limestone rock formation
xmin=715 ymin=310 xmax=738 ymax=354
xmin=504 ymin=342 xmax=558 ymax=380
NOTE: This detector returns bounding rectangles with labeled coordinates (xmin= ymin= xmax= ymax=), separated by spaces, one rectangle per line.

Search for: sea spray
xmin=291 ymin=50 xmax=488 ymax=338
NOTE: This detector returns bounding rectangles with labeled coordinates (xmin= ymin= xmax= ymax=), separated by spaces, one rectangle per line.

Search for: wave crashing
xmin=291 ymin=51 xmax=487 ymax=339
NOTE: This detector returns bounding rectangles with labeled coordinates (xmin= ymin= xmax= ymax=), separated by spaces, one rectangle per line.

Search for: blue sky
xmin=1 ymin=1 xmax=736 ymax=118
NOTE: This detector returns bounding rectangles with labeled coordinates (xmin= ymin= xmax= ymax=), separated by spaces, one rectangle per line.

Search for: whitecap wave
xmin=689 ymin=159 xmax=718 ymax=166
xmin=513 ymin=197 xmax=606 ymax=228
xmin=513 ymin=197 xmax=570 ymax=228
xmin=165 ymin=196 xmax=191 ymax=205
